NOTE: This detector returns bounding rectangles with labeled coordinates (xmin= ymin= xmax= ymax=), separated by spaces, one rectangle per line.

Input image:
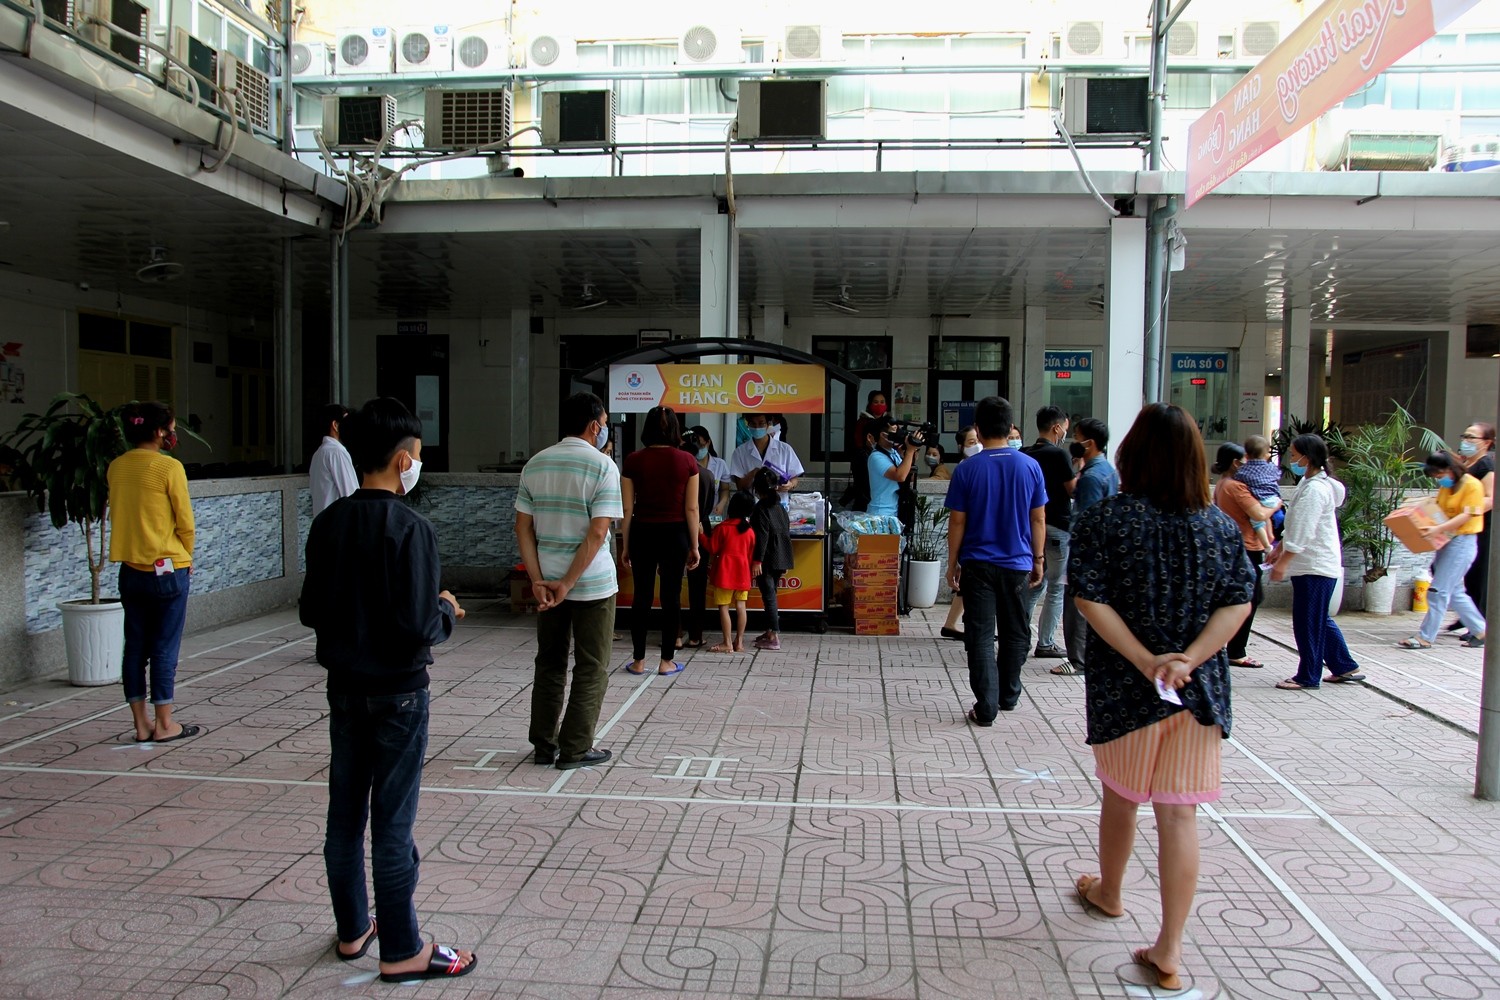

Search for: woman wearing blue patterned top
xmin=1066 ymin=403 xmax=1255 ymax=992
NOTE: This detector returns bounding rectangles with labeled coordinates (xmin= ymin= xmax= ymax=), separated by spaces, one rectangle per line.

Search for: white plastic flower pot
xmin=59 ymin=599 xmax=124 ymax=686
xmin=907 ymin=560 xmax=941 ymax=609
xmin=1364 ymin=573 xmax=1397 ymax=615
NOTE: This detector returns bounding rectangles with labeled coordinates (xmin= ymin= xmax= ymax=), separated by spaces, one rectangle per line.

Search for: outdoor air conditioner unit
xmin=1239 ymin=21 xmax=1281 ymax=58
xmin=335 ymin=26 xmax=395 ymax=75
xmin=166 ymin=25 xmax=217 ymax=94
xmin=397 ymin=25 xmax=453 ymax=73
xmin=678 ymin=24 xmax=742 ymax=65
xmin=1165 ymin=21 xmax=1199 ymax=58
xmin=525 ymin=31 xmax=577 ymax=71
xmin=423 ymin=88 xmax=512 ymax=150
xmin=1061 ymin=76 xmax=1150 ymax=135
xmin=541 ymin=90 xmax=616 ymax=146
xmin=75 ymin=0 xmax=150 ymax=68
xmin=322 ymin=94 xmax=398 ymax=150
xmin=289 ymin=40 xmax=332 ymax=77
xmin=780 ymin=24 xmax=842 ymax=62
xmin=1062 ymin=21 xmax=1109 ymax=60
xmin=220 ymin=51 xmax=273 ymax=132
xmin=737 ymin=79 xmax=826 ymax=139
xmin=451 ymin=27 xmax=510 ymax=74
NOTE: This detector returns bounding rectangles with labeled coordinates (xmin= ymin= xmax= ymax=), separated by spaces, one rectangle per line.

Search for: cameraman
xmin=866 ymin=416 xmax=922 ymax=521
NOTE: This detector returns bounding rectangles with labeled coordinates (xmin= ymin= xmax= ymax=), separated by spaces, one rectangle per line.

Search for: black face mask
xmin=1068 ymin=441 xmax=1087 ymax=459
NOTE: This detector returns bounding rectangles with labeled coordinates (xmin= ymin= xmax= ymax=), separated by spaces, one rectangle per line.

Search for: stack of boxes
xmin=509 ymin=563 xmax=540 ymax=614
xmin=849 ymin=534 xmax=900 ymax=635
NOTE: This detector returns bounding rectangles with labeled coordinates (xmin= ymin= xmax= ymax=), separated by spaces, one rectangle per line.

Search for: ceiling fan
xmin=824 ymin=284 xmax=860 ymax=315
xmin=136 ymin=246 xmax=184 ymax=284
xmin=571 ymin=281 xmax=609 ymax=311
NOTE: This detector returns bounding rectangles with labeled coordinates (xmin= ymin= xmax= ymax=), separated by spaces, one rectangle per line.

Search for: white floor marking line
xmin=0 ymin=635 xmax=315 ymax=757
xmin=0 ymin=623 xmax=309 ymax=725
xmin=545 ymin=668 xmax=659 ymax=794
xmin=1206 ymin=802 xmax=1398 ymax=1000
xmin=1228 ymin=735 xmax=1500 ymax=966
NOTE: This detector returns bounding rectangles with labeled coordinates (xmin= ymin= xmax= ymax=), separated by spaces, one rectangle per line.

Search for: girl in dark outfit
xmin=750 ymin=467 xmax=794 ymax=650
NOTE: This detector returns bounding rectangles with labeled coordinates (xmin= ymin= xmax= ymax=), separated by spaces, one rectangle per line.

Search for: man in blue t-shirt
xmin=944 ymin=396 xmax=1047 ymax=724
xmin=1053 ymin=417 xmax=1120 ymax=677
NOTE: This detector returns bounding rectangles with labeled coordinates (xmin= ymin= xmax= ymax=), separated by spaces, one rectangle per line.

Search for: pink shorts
xmin=1093 ymin=710 xmax=1223 ymax=805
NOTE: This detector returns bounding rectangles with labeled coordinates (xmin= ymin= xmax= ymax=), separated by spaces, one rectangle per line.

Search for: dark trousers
xmin=532 ymin=595 xmax=614 ymax=759
xmin=1062 ymin=583 xmax=1087 ymax=666
xmin=1226 ymin=549 xmax=1265 ymax=660
xmin=685 ymin=557 xmax=709 ymax=642
xmin=629 ymin=521 xmax=690 ymax=662
xmin=1290 ymin=575 xmax=1360 ymax=687
xmin=324 ymin=689 xmax=428 ymax=963
xmin=119 ymin=565 xmax=191 ymax=705
xmin=756 ymin=571 xmax=782 ymax=632
xmin=1466 ymin=526 xmax=1490 ymax=615
xmin=961 ymin=562 xmax=1030 ymax=722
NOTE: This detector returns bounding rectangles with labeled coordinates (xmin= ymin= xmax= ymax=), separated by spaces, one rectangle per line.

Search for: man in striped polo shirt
xmin=515 ymin=392 xmax=624 ymax=769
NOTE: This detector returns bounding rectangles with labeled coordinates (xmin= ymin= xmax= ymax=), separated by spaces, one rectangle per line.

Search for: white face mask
xmin=770 ymin=425 xmax=781 ymax=441
xmin=399 ymin=456 xmax=422 ymax=495
xmin=962 ymin=443 xmax=982 ymax=458
xmin=594 ymin=424 xmax=609 ymax=450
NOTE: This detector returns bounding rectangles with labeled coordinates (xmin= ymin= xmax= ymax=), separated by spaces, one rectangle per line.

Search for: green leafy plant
xmin=1328 ymin=402 xmax=1445 ymax=582
xmin=910 ymin=494 xmax=949 ymax=562
xmin=1272 ymin=415 xmax=1349 ymax=468
xmin=4 ymin=393 xmax=209 ymax=604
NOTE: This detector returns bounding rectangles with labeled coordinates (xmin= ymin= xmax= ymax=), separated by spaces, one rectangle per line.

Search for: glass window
xmin=130 ymin=323 xmax=173 ymax=360
xmin=811 ymin=337 xmax=891 ymax=461
xmin=79 ymin=314 xmax=127 ymax=354
xmin=934 ymin=339 xmax=1005 ymax=369
xmin=614 ymin=43 xmax=681 ymax=116
xmin=928 ymin=337 xmax=1010 ymax=455
xmin=1343 ymin=74 xmax=1387 ymax=109
xmin=196 ymin=5 xmax=223 ymax=47
xmin=1169 ymin=72 xmax=1214 ymax=109
xmin=827 ymin=38 xmax=867 ymax=115
xmin=295 ymin=92 xmax=320 ymax=126
xmin=869 ymin=38 xmax=945 ymax=113
xmin=1390 ymin=34 xmax=1457 ymax=110
xmin=950 ymin=37 xmax=1025 ymax=113
xmin=226 ymin=22 xmax=249 ymax=61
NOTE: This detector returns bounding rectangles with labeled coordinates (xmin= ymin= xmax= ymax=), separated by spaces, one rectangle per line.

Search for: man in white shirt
xmin=729 ymin=412 xmax=803 ymax=491
xmin=309 ymin=403 xmax=359 ymax=517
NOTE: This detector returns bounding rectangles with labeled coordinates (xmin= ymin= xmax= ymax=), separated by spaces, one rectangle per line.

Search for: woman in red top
xmin=620 ymin=407 xmax=700 ymax=675
xmin=708 ymin=491 xmax=757 ymax=652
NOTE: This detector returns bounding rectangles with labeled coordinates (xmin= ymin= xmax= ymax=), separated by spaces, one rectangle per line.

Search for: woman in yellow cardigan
xmin=108 ymin=401 xmax=197 ymax=743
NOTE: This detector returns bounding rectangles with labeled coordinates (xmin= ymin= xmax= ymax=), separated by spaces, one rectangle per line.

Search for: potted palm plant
xmin=1329 ymin=402 xmax=1443 ymax=614
xmin=5 ymin=393 xmax=129 ymax=684
xmin=907 ymin=494 xmax=948 ymax=609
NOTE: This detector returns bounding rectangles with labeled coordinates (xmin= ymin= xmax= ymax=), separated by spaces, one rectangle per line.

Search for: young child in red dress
xmin=708 ymin=491 xmax=756 ymax=652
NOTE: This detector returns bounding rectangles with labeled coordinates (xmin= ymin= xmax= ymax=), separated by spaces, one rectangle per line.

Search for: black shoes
xmin=940 ymin=627 xmax=965 ymax=641
xmin=1033 ymin=644 xmax=1066 ymax=658
xmin=533 ymin=744 xmax=557 ymax=765
xmin=555 ymin=748 xmax=612 ymax=770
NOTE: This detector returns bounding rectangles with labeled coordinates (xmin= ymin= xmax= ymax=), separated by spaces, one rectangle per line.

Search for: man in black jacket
xmin=300 ymin=397 xmax=477 ymax=984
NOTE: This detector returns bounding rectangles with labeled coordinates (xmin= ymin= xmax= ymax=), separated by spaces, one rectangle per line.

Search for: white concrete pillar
xmin=508 ymin=309 xmax=533 ymax=463
xmin=1281 ymin=307 xmax=1313 ymax=424
xmin=1104 ymin=217 xmax=1147 ymax=444
xmin=1439 ymin=325 xmax=1467 ymax=442
xmin=1237 ymin=329 xmax=1268 ymax=443
xmin=700 ymin=214 xmax=737 ymax=341
xmin=1022 ymin=306 xmax=1047 ymax=417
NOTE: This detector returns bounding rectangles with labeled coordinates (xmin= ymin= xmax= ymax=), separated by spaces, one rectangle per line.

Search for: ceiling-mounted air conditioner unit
xmin=1062 ymin=21 xmax=1109 ymax=60
xmin=678 ymin=23 xmax=743 ymax=65
xmin=780 ymin=25 xmax=842 ymax=62
xmin=1061 ymin=75 xmax=1150 ymax=135
xmin=289 ymin=40 xmax=332 ymax=77
xmin=1166 ymin=21 xmax=1199 ymax=58
xmin=525 ymin=31 xmax=577 ymax=71
xmin=737 ymin=79 xmax=826 ymax=139
xmin=322 ymin=94 xmax=398 ymax=150
xmin=541 ymin=90 xmax=616 ymax=146
xmin=75 ymin=0 xmax=150 ymax=68
xmin=220 ymin=50 xmax=273 ymax=131
xmin=334 ymin=26 xmax=395 ymax=75
xmin=166 ymin=25 xmax=216 ymax=94
xmin=397 ymin=25 xmax=453 ymax=73
xmin=451 ymin=26 xmax=510 ymax=74
xmin=1239 ymin=21 xmax=1281 ymax=58
xmin=423 ymin=88 xmax=512 ymax=150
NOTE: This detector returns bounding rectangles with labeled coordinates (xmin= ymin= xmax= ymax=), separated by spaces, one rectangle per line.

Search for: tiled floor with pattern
xmin=1 ymin=600 xmax=1498 ymax=998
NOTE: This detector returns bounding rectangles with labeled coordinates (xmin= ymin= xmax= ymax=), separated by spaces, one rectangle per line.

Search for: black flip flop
xmin=335 ymin=920 xmax=377 ymax=962
xmin=153 ymin=724 xmax=201 ymax=744
xmin=1325 ymin=672 xmax=1367 ymax=683
xmin=379 ymin=944 xmax=477 ymax=983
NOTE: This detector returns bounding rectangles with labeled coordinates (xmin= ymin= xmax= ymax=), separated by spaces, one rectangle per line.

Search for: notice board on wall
xmin=1340 ymin=342 xmax=1427 ymax=425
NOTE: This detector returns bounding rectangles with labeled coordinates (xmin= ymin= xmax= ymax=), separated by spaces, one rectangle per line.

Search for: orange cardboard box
xmin=1384 ymin=502 xmax=1449 ymax=554
xmin=855 ymin=618 xmax=901 ymax=635
xmin=852 ymin=600 xmax=898 ymax=618
xmin=853 ymin=585 xmax=899 ymax=605
xmin=847 ymin=553 xmax=899 ymax=572
xmin=849 ymin=568 xmax=897 ymax=588
xmin=858 ymin=535 xmax=900 ymax=557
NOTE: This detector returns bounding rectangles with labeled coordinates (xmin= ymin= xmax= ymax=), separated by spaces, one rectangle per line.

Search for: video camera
xmin=888 ymin=419 xmax=937 ymax=449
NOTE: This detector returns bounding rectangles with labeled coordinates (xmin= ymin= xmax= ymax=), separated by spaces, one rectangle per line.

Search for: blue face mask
xmin=697 ymin=446 xmax=710 ymax=459
xmin=1438 ymin=476 xmax=1456 ymax=489
xmin=1007 ymin=439 xmax=1022 ymax=449
xmin=1460 ymin=440 xmax=1479 ymax=456
xmin=595 ymin=425 xmax=609 ymax=450
xmin=1289 ymin=462 xmax=1307 ymax=477
xmin=748 ymin=426 xmax=769 ymax=440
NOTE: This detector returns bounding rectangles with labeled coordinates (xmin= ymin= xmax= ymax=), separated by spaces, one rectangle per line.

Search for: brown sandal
xmin=1132 ymin=948 xmax=1182 ymax=991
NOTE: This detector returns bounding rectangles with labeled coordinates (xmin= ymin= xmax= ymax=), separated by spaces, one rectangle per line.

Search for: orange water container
xmin=1412 ymin=568 xmax=1431 ymax=612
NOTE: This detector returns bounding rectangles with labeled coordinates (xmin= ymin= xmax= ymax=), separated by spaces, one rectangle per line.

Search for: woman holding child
xmin=1211 ymin=442 xmax=1279 ymax=668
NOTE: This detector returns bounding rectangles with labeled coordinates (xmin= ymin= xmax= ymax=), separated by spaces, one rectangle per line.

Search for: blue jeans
xmin=119 ymin=565 xmax=191 ymax=705
xmin=1290 ymin=576 xmax=1361 ymax=687
xmin=1022 ymin=526 xmax=1069 ymax=649
xmin=325 ymin=689 xmax=429 ymax=962
xmin=1420 ymin=533 xmax=1486 ymax=642
xmin=961 ymin=562 xmax=1031 ymax=721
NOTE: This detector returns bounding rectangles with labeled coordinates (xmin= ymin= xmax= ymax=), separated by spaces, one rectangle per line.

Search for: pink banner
xmin=1185 ymin=0 xmax=1481 ymax=206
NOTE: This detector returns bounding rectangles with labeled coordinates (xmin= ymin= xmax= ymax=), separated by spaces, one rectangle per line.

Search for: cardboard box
xmin=849 ymin=568 xmax=898 ymax=588
xmin=1384 ymin=501 xmax=1450 ymax=554
xmin=509 ymin=578 xmax=540 ymax=613
xmin=855 ymin=618 xmax=901 ymax=635
xmin=857 ymin=535 xmax=900 ymax=557
xmin=853 ymin=584 xmax=899 ymax=605
xmin=847 ymin=552 xmax=899 ymax=572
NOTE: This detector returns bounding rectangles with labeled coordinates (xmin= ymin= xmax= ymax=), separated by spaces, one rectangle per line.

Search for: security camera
xmin=77 ymin=281 xmax=90 ymax=292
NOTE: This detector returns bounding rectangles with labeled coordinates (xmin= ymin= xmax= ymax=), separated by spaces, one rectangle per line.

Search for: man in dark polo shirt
xmin=1021 ymin=405 xmax=1076 ymax=658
